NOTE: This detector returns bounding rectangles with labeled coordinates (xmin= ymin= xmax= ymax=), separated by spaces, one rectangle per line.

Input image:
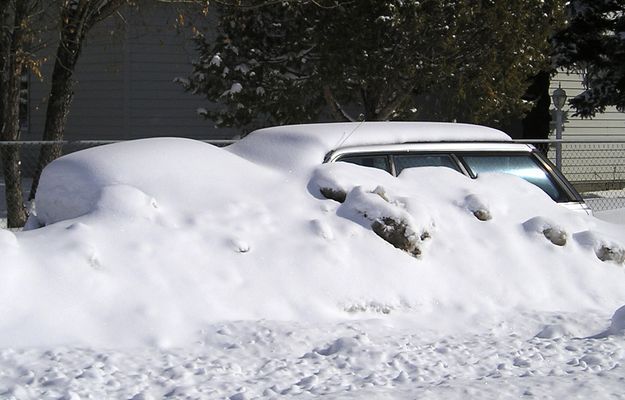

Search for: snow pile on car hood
xmin=0 ymin=134 xmax=623 ymax=348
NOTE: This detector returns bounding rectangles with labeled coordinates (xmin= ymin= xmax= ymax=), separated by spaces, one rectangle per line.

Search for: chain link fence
xmin=2 ymin=139 xmax=625 ymax=221
xmin=517 ymin=139 xmax=625 ymax=212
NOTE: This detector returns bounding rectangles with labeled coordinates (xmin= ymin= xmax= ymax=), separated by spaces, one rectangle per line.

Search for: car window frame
xmin=335 ymin=153 xmax=394 ymax=174
xmin=332 ymin=147 xmax=581 ymax=204
xmin=452 ymin=150 xmax=578 ymax=203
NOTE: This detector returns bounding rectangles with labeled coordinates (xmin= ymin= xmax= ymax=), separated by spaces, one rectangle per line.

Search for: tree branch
xmin=323 ymin=85 xmax=354 ymax=121
xmin=88 ymin=0 xmax=128 ymax=26
xmin=377 ymin=86 xmax=415 ymax=120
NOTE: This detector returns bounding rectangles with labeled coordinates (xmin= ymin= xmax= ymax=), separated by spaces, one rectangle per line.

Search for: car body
xmin=233 ymin=121 xmax=591 ymax=214
xmin=324 ymin=141 xmax=590 ymax=214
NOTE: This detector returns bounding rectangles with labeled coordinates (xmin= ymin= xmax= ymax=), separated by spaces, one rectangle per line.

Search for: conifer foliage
xmin=553 ymin=0 xmax=625 ymax=117
xmin=182 ymin=0 xmax=563 ymax=129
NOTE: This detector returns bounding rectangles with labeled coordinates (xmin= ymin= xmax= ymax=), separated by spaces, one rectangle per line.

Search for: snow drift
xmin=0 ymin=123 xmax=623 ymax=348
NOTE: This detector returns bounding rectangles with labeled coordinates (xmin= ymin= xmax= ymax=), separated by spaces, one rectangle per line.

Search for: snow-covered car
xmin=325 ymin=142 xmax=589 ymax=214
xmin=4 ymin=120 xmax=625 ymax=400
xmin=236 ymin=122 xmax=590 ymax=214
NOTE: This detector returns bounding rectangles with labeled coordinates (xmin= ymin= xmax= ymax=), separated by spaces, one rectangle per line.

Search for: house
xmin=22 ymin=4 xmax=625 ymax=161
xmin=549 ymin=71 xmax=625 ymax=192
xmin=550 ymin=71 xmax=625 ymax=139
xmin=23 ymin=2 xmax=234 ymax=142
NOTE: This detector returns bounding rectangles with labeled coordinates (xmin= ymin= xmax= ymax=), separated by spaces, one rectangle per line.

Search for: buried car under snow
xmin=31 ymin=121 xmax=589 ymax=229
xmin=229 ymin=122 xmax=590 ymax=214
xmin=28 ymin=120 xmax=624 ymax=282
xmin=14 ymin=121 xmax=625 ymax=352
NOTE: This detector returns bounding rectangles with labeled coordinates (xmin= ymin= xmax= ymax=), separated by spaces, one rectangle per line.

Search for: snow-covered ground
xmin=595 ymin=207 xmax=625 ymax=225
xmin=1 ymin=122 xmax=625 ymax=398
xmin=586 ymin=190 xmax=625 ymax=224
xmin=1 ymin=312 xmax=624 ymax=399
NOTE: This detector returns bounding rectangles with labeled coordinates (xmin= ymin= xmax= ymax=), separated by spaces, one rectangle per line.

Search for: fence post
xmin=552 ymin=86 xmax=567 ymax=170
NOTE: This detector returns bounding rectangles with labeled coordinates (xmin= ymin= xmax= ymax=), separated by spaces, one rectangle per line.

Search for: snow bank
xmin=1 ymin=131 xmax=624 ymax=348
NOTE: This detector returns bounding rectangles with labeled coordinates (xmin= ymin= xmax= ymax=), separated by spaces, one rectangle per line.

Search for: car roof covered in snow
xmin=227 ymin=121 xmax=512 ymax=172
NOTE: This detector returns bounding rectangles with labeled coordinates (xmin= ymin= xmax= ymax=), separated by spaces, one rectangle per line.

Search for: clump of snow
xmin=574 ymin=230 xmax=625 ymax=264
xmin=209 ymin=54 xmax=222 ymax=66
xmin=461 ymin=193 xmax=492 ymax=221
xmin=221 ymin=82 xmax=243 ymax=97
xmin=523 ymin=217 xmax=568 ymax=246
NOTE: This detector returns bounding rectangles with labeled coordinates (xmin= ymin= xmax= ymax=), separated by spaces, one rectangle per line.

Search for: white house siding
xmin=550 ymin=71 xmax=625 ymax=189
xmin=550 ymin=71 xmax=625 ymax=139
xmin=26 ymin=2 xmax=234 ymax=141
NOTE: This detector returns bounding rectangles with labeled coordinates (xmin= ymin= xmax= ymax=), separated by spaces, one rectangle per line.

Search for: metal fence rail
xmin=2 ymin=138 xmax=625 ymax=218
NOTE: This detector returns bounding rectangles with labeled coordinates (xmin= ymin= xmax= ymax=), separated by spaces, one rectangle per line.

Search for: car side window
xmin=394 ymin=154 xmax=461 ymax=175
xmin=337 ymin=155 xmax=391 ymax=173
xmin=461 ymin=154 xmax=570 ymax=202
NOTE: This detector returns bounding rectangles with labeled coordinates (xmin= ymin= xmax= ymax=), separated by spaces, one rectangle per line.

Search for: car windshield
xmin=334 ymin=150 xmax=576 ymax=204
xmin=461 ymin=154 xmax=569 ymax=202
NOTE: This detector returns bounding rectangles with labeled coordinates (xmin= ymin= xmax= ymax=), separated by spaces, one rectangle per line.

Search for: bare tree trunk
xmin=0 ymin=0 xmax=30 ymax=227
xmin=29 ymin=0 xmax=129 ymax=200
xmin=360 ymin=87 xmax=378 ymax=121
xmin=1 ymin=146 xmax=27 ymax=227
xmin=0 ymin=66 xmax=28 ymax=227
xmin=29 ymin=44 xmax=78 ymax=200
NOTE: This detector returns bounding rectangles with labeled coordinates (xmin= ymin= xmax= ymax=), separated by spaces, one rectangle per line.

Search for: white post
xmin=551 ymin=85 xmax=567 ymax=171
xmin=555 ymin=108 xmax=563 ymax=170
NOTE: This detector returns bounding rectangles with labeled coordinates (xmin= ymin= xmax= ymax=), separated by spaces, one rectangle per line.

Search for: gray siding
xmin=27 ymin=3 xmax=236 ymax=141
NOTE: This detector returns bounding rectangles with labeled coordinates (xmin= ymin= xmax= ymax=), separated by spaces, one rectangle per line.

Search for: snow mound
xmin=314 ymin=335 xmax=370 ymax=356
xmin=1 ymin=136 xmax=624 ymax=348
xmin=34 ymin=138 xmax=275 ymax=226
xmin=610 ymin=305 xmax=625 ymax=333
xmin=535 ymin=324 xmax=575 ymax=339
xmin=591 ymin=304 xmax=625 ymax=338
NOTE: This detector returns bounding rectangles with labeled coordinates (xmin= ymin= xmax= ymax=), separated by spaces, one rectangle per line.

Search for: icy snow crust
xmin=1 ymin=124 xmax=625 ymax=397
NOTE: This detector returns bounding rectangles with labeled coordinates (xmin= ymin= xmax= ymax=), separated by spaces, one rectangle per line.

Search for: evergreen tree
xmin=553 ymin=0 xmax=625 ymax=117
xmin=182 ymin=0 xmax=563 ymax=130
